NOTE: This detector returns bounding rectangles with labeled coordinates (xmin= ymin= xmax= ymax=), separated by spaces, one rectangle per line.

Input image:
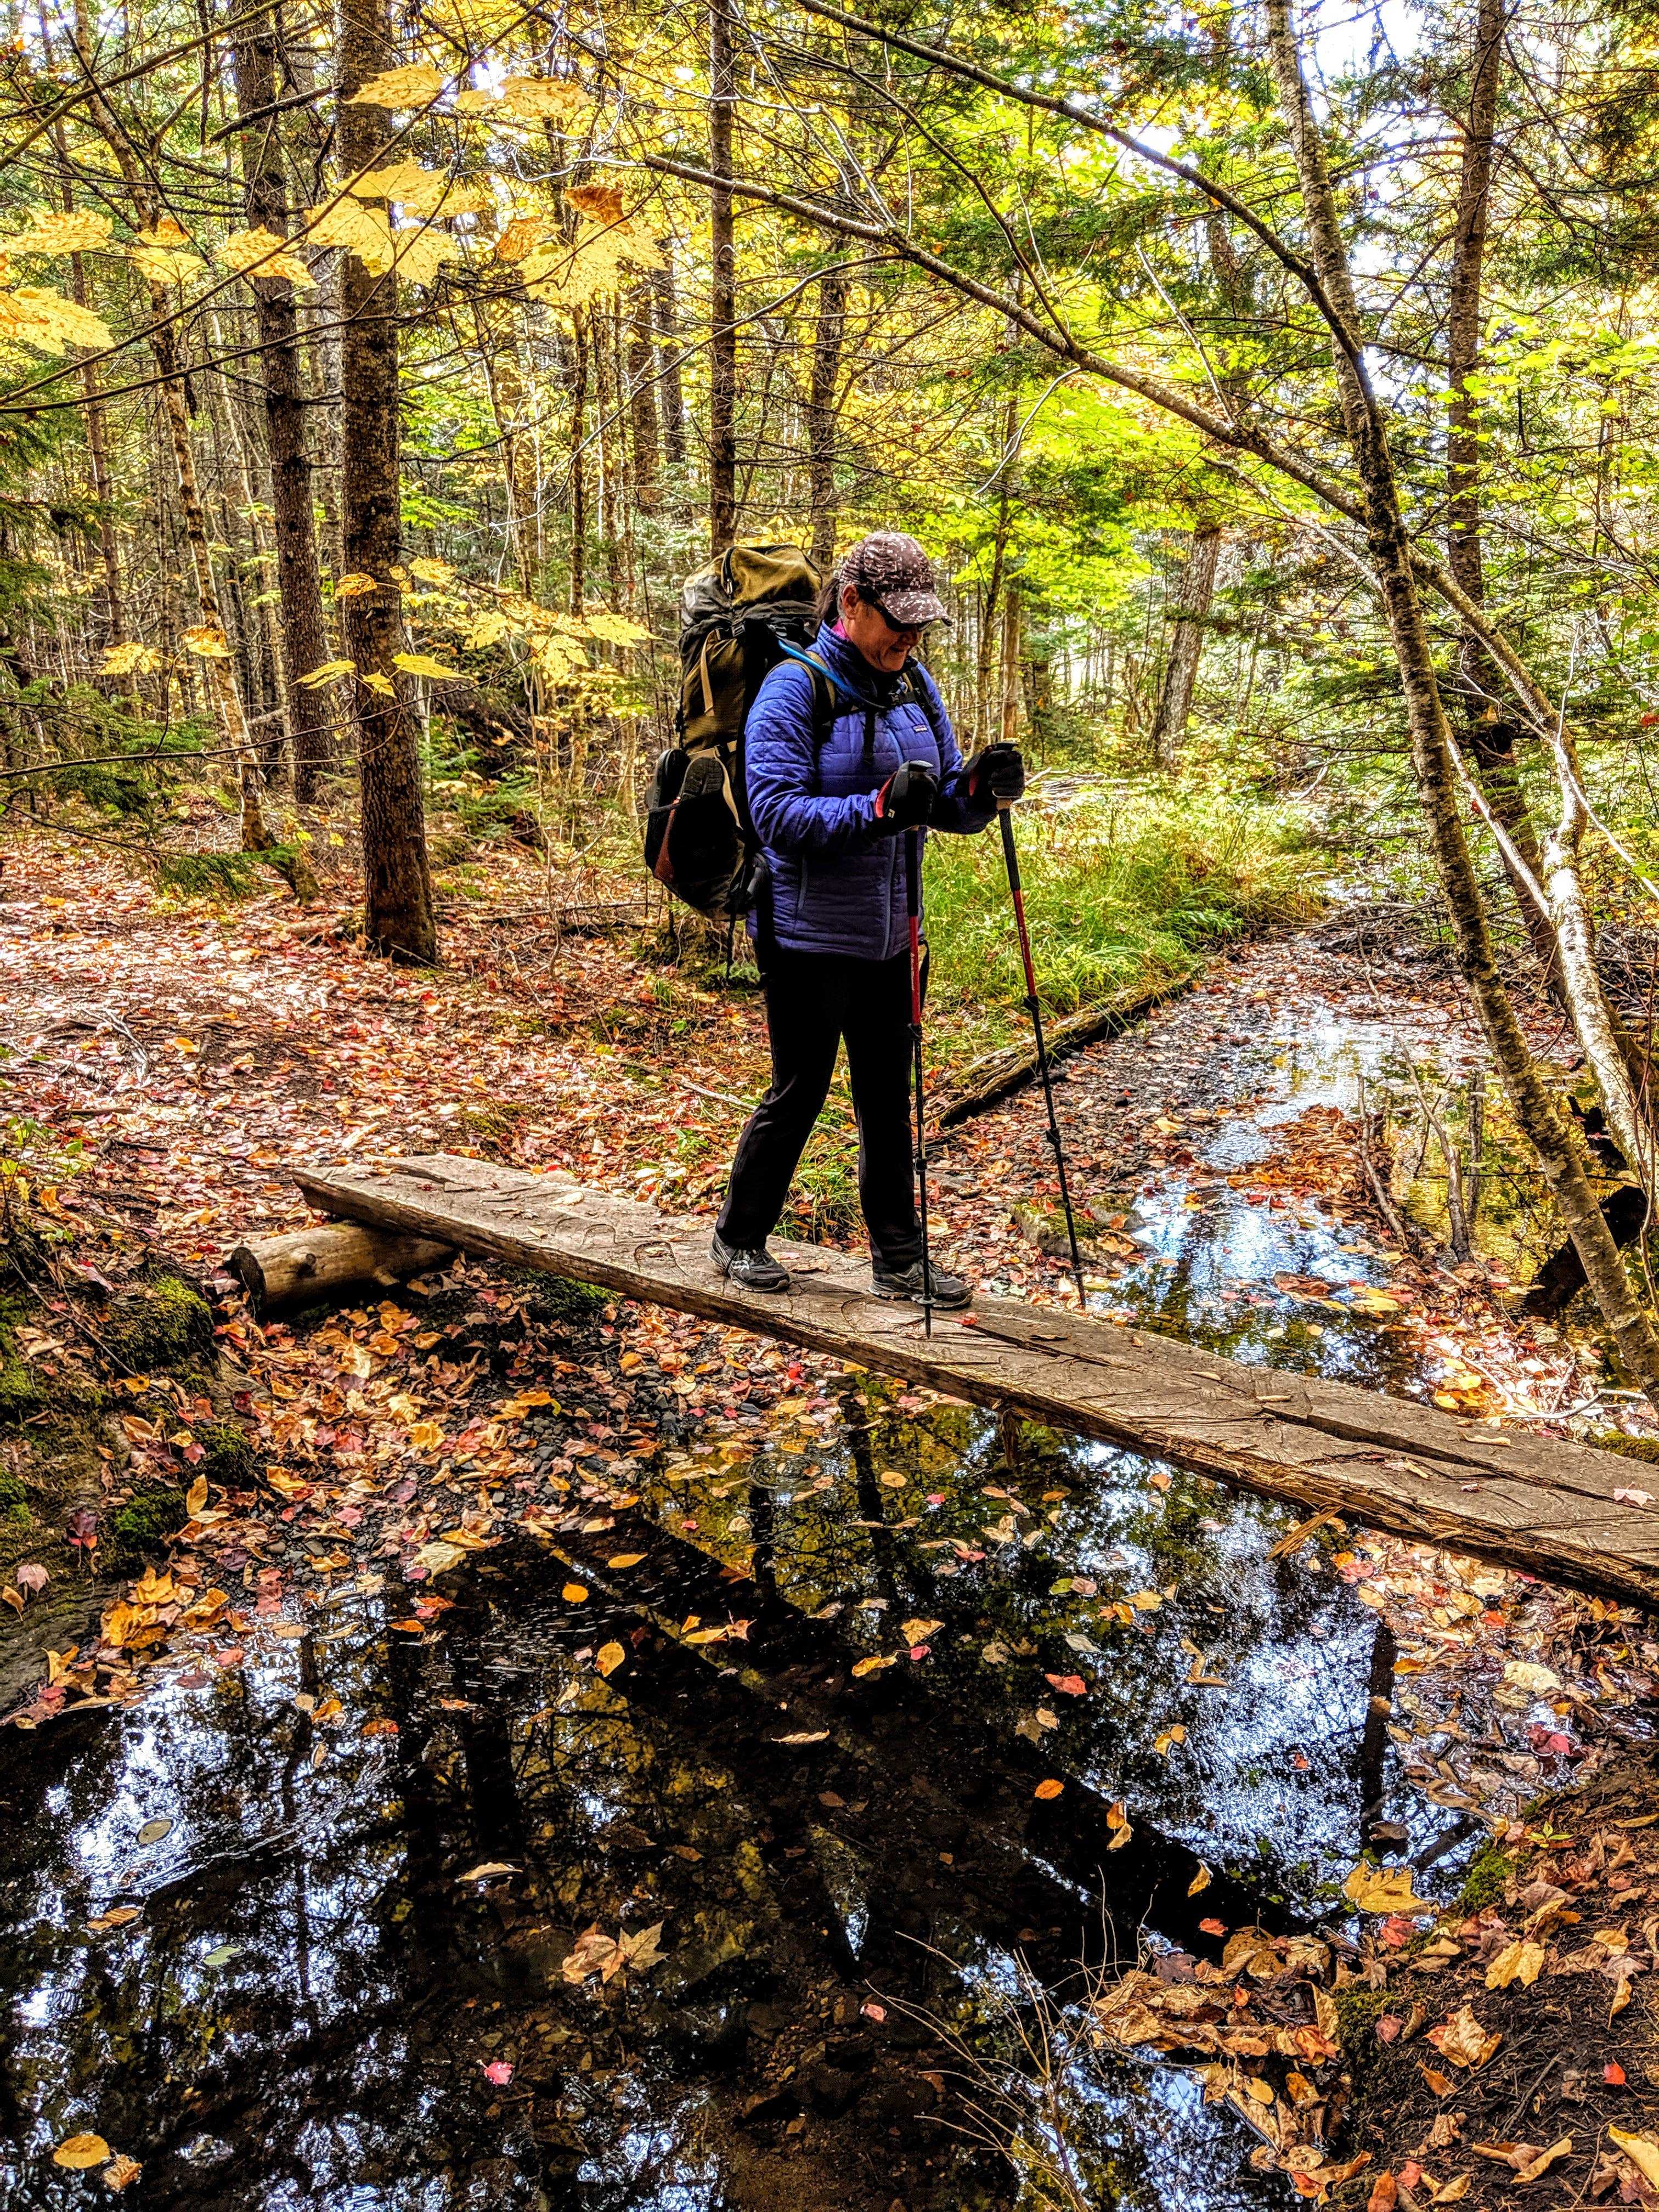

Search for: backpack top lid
xmin=679 ymin=539 xmax=820 ymax=643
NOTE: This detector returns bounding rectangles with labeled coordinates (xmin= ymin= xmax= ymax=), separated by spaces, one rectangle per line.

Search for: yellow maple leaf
xmin=131 ymin=245 xmax=198 ymax=286
xmin=361 ymin=670 xmax=395 ymax=696
xmin=7 ymin=208 xmax=115 ymax=255
xmin=498 ymin=75 xmax=592 ymax=123
xmin=453 ymin=87 xmax=500 ymax=114
xmin=349 ymin=162 xmax=491 ymax=218
xmin=334 ymin=572 xmax=382 ymax=597
xmin=345 ymin=63 xmax=448 ymax=108
xmin=464 ymin=608 xmax=510 ymax=648
xmin=389 ymin=224 xmax=459 ymax=286
xmin=0 ymin=285 xmax=114 ymax=354
xmin=303 ymin=199 xmax=395 ymax=274
xmin=494 ymin=213 xmax=550 ymax=263
xmin=407 ymin=555 xmax=454 ymax=586
xmin=182 ymin=625 xmax=230 ymax=658
xmin=218 ymin=227 xmax=315 ymax=287
xmin=296 ymin=658 xmax=355 ymax=687
xmin=393 ymin=651 xmax=461 ymax=680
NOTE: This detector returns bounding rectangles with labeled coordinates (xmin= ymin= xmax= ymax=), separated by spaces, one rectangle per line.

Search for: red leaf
xmin=481 ymin=2059 xmax=513 ymax=2086
xmin=1043 ymin=1673 xmax=1087 ymax=1697
xmin=1374 ymin=2016 xmax=1403 ymax=2043
xmin=1200 ymin=1917 xmax=1227 ymax=1936
xmin=1367 ymin=2176 xmax=1397 ymax=2212
xmin=1606 ymin=2061 xmax=1627 ymax=2085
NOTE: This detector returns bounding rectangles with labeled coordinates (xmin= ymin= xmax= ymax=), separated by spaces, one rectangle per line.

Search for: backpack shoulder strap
xmin=775 ymin=642 xmax=857 ymax=796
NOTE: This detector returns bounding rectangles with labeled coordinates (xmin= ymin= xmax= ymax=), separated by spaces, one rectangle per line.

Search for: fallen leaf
xmin=53 ymin=2135 xmax=110 ymax=2170
xmin=901 ymin=1618 xmax=943 ymax=1645
xmin=1501 ymin=1660 xmax=1560 ymax=1694
xmin=1188 ymin=1864 xmax=1212 ymax=1895
xmin=1200 ymin=1917 xmax=1227 ymax=1936
xmin=1344 ymin=1863 xmax=1427 ymax=1913
xmin=1485 ymin=1938 xmax=1545 ymax=1990
xmin=1045 ymin=1673 xmax=1087 ymax=1697
xmin=481 ymin=2059 xmax=514 ymax=2085
xmin=1610 ymin=2127 xmax=1659 ymax=2188
xmin=101 ymin=2153 xmax=143 ymax=2192
xmin=851 ymin=1654 xmax=895 ymax=1678
xmin=1034 ymin=1778 xmax=1064 ymax=1800
xmin=185 ymin=1474 xmax=208 ymax=1517
xmin=1432 ymin=2005 xmax=1501 ymax=2069
xmin=595 ymin=1641 xmax=625 ymax=1677
xmin=562 ymin=1583 xmax=589 ymax=1602
xmin=15 ymin=1562 xmax=47 ymax=1593
xmin=607 ymin=1553 xmax=646 ymax=1568
xmin=1606 ymin=2062 xmax=1627 ymax=2085
xmin=362 ymin=1718 xmax=399 ymax=1737
xmin=1513 ymin=2137 xmax=1571 ymax=2185
xmin=775 ymin=1730 xmax=829 ymax=1745
xmin=1613 ymin=1488 xmax=1654 ymax=1506
xmin=1367 ymin=2176 xmax=1397 ymax=2212
xmin=85 ymin=1907 xmax=142 ymax=1934
xmin=137 ymin=1818 xmax=173 ymax=1846
xmin=458 ymin=1861 xmax=517 ymax=1882
xmin=1420 ymin=2065 xmax=1454 ymax=2096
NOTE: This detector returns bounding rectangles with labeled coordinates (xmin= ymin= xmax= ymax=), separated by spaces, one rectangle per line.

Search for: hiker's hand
xmin=966 ymin=743 xmax=1026 ymax=805
xmin=873 ymin=759 xmax=939 ymax=833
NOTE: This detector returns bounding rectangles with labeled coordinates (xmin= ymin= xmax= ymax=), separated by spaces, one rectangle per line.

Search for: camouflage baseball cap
xmin=843 ymin=531 xmax=951 ymax=627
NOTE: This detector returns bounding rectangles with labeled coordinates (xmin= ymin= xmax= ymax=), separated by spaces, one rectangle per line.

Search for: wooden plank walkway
xmin=295 ymin=1153 xmax=1659 ymax=1608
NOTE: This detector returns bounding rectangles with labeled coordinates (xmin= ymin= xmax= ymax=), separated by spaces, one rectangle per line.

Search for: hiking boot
xmin=870 ymin=1257 xmax=972 ymax=1310
xmin=710 ymin=1231 xmax=790 ymax=1294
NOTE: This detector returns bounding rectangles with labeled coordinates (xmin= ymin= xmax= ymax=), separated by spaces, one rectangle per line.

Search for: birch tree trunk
xmin=1265 ymin=0 xmax=1659 ymax=1400
xmin=569 ymin=306 xmax=589 ymax=616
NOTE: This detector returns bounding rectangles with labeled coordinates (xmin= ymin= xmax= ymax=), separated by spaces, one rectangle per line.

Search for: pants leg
xmin=716 ymin=952 xmax=847 ymax=1249
xmin=842 ymin=949 xmax=922 ymax=1271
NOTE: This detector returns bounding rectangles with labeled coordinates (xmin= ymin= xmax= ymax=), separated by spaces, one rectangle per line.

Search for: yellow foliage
xmin=494 ymin=214 xmax=550 ymax=263
xmin=348 ymin=163 xmax=493 ymax=218
xmin=408 ymin=555 xmax=455 ymax=585
xmin=585 ymin=610 xmax=653 ymax=646
xmin=362 ymin=670 xmax=395 ymax=695
xmin=5 ymin=208 xmax=115 ymax=256
xmin=296 ymin=659 xmax=356 ymax=687
xmin=182 ymin=625 xmax=231 ymax=658
xmin=100 ymin=642 xmax=163 ymax=676
xmin=303 ymin=199 xmax=396 ymax=273
xmin=0 ymin=285 xmax=114 ymax=353
xmin=219 ymin=227 xmax=316 ymax=286
xmin=131 ymin=246 xmax=198 ymax=286
xmin=498 ymin=75 xmax=592 ymax=125
xmin=464 ymin=608 xmax=510 ymax=648
xmin=335 ymin=572 xmax=382 ymax=597
xmin=389 ymin=225 xmax=460 ymax=287
xmin=345 ymin=63 xmax=448 ymax=107
xmin=393 ymin=651 xmax=461 ymax=680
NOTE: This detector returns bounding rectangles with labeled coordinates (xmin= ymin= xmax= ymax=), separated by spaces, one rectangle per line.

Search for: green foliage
xmin=105 ymin=1485 xmax=188 ymax=1572
xmin=0 ymin=1469 xmax=29 ymax=1524
xmin=928 ymin=785 xmax=1325 ymax=1014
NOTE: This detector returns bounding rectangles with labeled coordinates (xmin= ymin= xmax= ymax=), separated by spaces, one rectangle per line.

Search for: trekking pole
xmin=904 ymin=826 xmax=935 ymax=1338
xmin=997 ymin=803 xmax=1088 ymax=1311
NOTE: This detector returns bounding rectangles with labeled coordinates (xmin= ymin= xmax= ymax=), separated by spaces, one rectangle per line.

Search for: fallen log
xmin=229 ymin=1223 xmax=455 ymax=1313
xmin=933 ymin=966 xmax=1199 ymax=1127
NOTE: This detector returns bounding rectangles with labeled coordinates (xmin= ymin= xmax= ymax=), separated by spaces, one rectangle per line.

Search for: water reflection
xmin=4 ymin=1365 xmax=1451 ymax=2211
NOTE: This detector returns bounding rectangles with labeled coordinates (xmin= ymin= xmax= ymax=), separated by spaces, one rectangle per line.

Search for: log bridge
xmin=294 ymin=1153 xmax=1659 ymax=1609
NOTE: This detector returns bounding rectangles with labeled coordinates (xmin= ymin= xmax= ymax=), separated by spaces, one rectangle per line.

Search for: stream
xmin=0 ymin=939 xmax=1623 ymax=2210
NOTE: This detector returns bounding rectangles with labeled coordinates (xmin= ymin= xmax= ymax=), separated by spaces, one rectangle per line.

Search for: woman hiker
xmin=710 ymin=531 xmax=1026 ymax=1305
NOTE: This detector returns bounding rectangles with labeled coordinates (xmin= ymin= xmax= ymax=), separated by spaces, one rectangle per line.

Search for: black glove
xmin=872 ymin=759 xmax=939 ymax=834
xmin=965 ymin=743 xmax=1026 ymax=806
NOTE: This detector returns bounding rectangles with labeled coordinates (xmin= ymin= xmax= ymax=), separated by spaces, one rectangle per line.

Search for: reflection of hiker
xmin=711 ymin=532 xmax=1025 ymax=1304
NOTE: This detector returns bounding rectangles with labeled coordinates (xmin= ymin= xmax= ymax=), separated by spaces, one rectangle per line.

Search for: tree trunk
xmin=998 ymin=582 xmax=1021 ymax=746
xmin=806 ymin=268 xmax=847 ymax=572
xmin=337 ymin=0 xmax=436 ymax=962
xmin=627 ymin=280 xmax=661 ymax=515
xmin=708 ymin=0 xmax=738 ymax=552
xmin=230 ymin=8 xmax=333 ymax=802
xmin=654 ymin=252 xmax=688 ymax=469
xmin=1443 ymin=0 xmax=1558 ymax=986
xmin=569 ymin=306 xmax=589 ymax=616
xmin=1149 ymin=525 xmax=1221 ymax=770
xmin=1265 ymin=0 xmax=1659 ymax=1403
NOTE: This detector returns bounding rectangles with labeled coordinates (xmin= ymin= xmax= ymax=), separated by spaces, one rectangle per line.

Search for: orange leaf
xmin=1034 ymin=1778 xmax=1063 ymax=1800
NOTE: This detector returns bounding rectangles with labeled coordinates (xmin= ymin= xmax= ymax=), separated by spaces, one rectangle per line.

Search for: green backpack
xmin=643 ymin=540 xmax=822 ymax=921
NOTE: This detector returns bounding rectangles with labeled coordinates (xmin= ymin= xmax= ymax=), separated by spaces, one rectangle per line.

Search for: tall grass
xmin=926 ymin=782 xmax=1327 ymax=1015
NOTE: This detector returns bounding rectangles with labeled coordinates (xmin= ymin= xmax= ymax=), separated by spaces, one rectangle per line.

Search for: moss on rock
xmin=196 ymin=1419 xmax=255 ymax=1489
xmin=105 ymin=1266 xmax=213 ymax=1370
xmin=105 ymin=1486 xmax=189 ymax=1572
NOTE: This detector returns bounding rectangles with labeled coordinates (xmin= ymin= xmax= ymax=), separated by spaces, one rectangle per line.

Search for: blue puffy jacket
xmin=744 ymin=623 xmax=994 ymax=961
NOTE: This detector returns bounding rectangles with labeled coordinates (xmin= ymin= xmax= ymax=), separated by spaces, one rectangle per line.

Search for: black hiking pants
xmin=716 ymin=947 xmax=921 ymax=1269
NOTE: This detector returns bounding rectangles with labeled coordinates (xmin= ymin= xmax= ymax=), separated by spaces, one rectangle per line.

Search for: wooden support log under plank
xmin=294 ymin=1153 xmax=1659 ymax=1609
xmin=229 ymin=1223 xmax=455 ymax=1313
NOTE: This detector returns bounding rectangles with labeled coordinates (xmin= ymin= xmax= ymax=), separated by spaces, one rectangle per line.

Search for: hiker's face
xmin=841 ymin=586 xmax=920 ymax=674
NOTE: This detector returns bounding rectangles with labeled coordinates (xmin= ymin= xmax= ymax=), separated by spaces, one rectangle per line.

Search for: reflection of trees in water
xmin=0 ymin=1374 xmax=1390 ymax=2209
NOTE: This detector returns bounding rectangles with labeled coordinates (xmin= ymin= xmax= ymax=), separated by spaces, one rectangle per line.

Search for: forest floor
xmin=3 ymin=834 xmax=1659 ymax=2209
